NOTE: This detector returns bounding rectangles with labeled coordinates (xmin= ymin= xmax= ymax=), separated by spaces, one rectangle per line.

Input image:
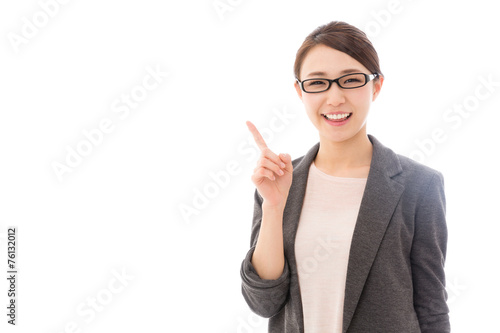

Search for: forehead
xmin=301 ymin=44 xmax=368 ymax=79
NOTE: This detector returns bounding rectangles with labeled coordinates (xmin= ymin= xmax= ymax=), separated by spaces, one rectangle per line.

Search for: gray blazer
xmin=240 ymin=134 xmax=450 ymax=333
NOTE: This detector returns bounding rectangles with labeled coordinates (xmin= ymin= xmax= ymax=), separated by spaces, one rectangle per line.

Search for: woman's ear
xmin=372 ymin=76 xmax=384 ymax=101
xmin=294 ymin=80 xmax=303 ymax=101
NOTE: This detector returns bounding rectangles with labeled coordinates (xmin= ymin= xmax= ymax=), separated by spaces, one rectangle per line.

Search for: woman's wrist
xmin=262 ymin=201 xmax=287 ymax=214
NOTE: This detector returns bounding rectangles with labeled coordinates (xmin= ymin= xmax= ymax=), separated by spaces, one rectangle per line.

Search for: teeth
xmin=324 ymin=113 xmax=350 ymax=120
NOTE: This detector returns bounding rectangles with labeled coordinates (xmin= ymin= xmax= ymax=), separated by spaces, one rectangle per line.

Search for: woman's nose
xmin=326 ymin=83 xmax=346 ymax=106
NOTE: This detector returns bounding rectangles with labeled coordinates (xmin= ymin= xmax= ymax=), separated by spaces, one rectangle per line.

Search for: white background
xmin=1 ymin=0 xmax=499 ymax=332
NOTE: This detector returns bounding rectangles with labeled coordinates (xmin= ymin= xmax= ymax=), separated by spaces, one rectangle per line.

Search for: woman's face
xmin=294 ymin=44 xmax=383 ymax=144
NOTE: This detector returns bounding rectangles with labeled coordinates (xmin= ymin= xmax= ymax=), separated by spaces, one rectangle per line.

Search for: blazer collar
xmin=292 ymin=134 xmax=403 ymax=180
xmin=282 ymin=134 xmax=405 ymax=332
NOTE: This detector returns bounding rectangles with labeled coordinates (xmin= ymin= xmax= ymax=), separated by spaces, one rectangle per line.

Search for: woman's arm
xmin=411 ymin=171 xmax=450 ymax=332
xmin=240 ymin=189 xmax=291 ymax=318
xmin=251 ymin=201 xmax=286 ymax=280
xmin=240 ymin=121 xmax=293 ymax=317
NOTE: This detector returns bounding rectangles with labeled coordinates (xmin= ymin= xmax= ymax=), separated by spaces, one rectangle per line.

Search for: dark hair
xmin=294 ymin=21 xmax=383 ymax=81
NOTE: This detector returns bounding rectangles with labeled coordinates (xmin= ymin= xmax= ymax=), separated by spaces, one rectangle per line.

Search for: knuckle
xmin=262 ymin=149 xmax=277 ymax=161
xmin=260 ymin=156 xmax=272 ymax=167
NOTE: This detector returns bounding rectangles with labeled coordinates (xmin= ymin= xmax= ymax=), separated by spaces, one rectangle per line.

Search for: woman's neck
xmin=314 ymin=131 xmax=373 ymax=178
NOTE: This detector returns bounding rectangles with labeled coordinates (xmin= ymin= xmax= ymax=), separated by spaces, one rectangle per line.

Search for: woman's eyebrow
xmin=305 ymin=68 xmax=362 ymax=78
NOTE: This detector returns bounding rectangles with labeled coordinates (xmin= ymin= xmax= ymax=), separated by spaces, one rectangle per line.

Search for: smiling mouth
xmin=322 ymin=113 xmax=352 ymax=121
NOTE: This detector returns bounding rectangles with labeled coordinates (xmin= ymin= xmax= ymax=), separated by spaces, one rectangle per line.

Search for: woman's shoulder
xmin=369 ymin=134 xmax=444 ymax=182
xmin=396 ymin=153 xmax=443 ymax=180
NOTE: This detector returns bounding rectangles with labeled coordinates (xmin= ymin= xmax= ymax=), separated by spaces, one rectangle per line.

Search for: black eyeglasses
xmin=296 ymin=73 xmax=380 ymax=93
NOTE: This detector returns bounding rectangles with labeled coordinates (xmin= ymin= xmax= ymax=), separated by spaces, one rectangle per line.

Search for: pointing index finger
xmin=246 ymin=121 xmax=268 ymax=151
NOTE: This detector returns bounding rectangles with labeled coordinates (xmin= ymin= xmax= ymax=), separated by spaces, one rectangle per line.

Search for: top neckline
xmin=311 ymin=160 xmax=368 ymax=182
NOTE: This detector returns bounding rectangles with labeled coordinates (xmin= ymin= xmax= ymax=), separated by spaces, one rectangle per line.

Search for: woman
xmin=240 ymin=21 xmax=450 ymax=332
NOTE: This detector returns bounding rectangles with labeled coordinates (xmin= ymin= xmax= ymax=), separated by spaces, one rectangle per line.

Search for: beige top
xmin=295 ymin=161 xmax=367 ymax=333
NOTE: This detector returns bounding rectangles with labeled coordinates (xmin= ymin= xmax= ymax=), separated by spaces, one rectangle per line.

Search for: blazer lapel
xmin=342 ymin=135 xmax=405 ymax=332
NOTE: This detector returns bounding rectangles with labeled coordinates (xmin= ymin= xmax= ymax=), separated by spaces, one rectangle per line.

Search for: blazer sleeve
xmin=240 ymin=188 xmax=291 ymax=318
xmin=411 ymin=171 xmax=451 ymax=332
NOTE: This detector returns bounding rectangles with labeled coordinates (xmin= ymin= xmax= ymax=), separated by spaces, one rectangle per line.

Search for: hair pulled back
xmin=294 ymin=21 xmax=382 ymax=81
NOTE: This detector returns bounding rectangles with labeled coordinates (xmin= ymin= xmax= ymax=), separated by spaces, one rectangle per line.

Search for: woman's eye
xmin=310 ymin=81 xmax=326 ymax=85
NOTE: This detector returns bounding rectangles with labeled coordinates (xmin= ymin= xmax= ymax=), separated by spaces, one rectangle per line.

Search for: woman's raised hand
xmin=246 ymin=121 xmax=293 ymax=209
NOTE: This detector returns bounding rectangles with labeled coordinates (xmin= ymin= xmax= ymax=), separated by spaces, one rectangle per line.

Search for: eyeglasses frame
xmin=296 ymin=72 xmax=380 ymax=93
